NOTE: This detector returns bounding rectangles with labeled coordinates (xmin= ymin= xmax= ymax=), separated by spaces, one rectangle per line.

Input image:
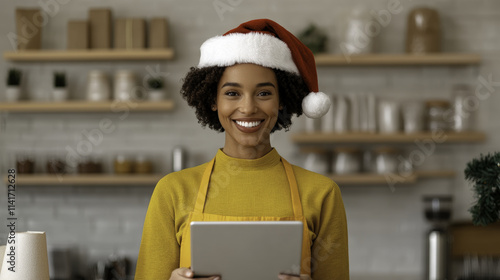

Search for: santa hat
xmin=197 ymin=19 xmax=331 ymax=119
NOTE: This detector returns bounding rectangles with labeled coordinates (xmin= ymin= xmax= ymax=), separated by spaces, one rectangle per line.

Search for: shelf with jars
xmin=3 ymin=174 xmax=164 ymax=186
xmin=2 ymin=49 xmax=175 ymax=62
xmin=292 ymin=131 xmax=486 ymax=145
xmin=0 ymin=100 xmax=174 ymax=113
xmin=314 ymin=53 xmax=480 ymax=66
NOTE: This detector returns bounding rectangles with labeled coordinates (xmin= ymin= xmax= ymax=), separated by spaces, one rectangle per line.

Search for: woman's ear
xmin=212 ymin=104 xmax=217 ymax=111
xmin=279 ymin=104 xmax=283 ymax=110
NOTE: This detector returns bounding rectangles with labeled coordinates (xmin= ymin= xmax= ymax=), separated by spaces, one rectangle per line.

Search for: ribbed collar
xmin=215 ymin=148 xmax=281 ymax=171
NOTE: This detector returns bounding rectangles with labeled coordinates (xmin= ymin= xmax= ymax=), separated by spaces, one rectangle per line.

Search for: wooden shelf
xmin=292 ymin=132 xmax=486 ymax=144
xmin=314 ymin=53 xmax=481 ymax=66
xmin=0 ymin=100 xmax=174 ymax=113
xmin=3 ymin=49 xmax=174 ymax=61
xmin=330 ymin=170 xmax=456 ymax=185
xmin=4 ymin=174 xmax=164 ymax=185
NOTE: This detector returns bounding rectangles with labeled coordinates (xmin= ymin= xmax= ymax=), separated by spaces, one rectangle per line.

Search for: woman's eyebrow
xmin=221 ymin=82 xmax=276 ymax=88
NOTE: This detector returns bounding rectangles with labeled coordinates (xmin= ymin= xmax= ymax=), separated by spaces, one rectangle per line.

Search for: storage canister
xmin=372 ymin=147 xmax=400 ymax=174
xmin=86 ymin=70 xmax=110 ymax=101
xmin=303 ymin=148 xmax=329 ymax=175
xmin=114 ymin=70 xmax=137 ymax=101
xmin=425 ymin=100 xmax=451 ymax=132
xmin=332 ymin=147 xmax=361 ymax=174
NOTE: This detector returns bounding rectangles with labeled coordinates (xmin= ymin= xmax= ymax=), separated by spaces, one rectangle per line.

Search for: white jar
xmin=451 ymin=84 xmax=476 ymax=132
xmin=332 ymin=147 xmax=361 ymax=174
xmin=303 ymin=149 xmax=329 ymax=175
xmin=378 ymin=99 xmax=401 ymax=133
xmin=342 ymin=6 xmax=375 ymax=55
xmin=114 ymin=70 xmax=137 ymax=101
xmin=402 ymin=101 xmax=425 ymax=133
xmin=372 ymin=147 xmax=399 ymax=174
xmin=86 ymin=71 xmax=110 ymax=101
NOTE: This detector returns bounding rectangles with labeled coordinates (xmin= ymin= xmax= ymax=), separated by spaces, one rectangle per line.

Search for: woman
xmin=135 ymin=19 xmax=349 ymax=280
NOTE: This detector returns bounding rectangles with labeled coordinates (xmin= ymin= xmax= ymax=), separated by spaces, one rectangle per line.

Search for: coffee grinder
xmin=423 ymin=195 xmax=453 ymax=280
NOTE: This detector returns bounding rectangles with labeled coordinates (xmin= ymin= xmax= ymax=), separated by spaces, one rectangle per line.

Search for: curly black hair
xmin=180 ymin=66 xmax=309 ymax=133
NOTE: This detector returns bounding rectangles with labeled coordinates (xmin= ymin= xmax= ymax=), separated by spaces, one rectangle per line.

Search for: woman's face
xmin=215 ymin=63 xmax=280 ymax=153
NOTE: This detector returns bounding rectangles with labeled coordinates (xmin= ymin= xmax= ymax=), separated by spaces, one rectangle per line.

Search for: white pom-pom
xmin=302 ymin=92 xmax=331 ymax=119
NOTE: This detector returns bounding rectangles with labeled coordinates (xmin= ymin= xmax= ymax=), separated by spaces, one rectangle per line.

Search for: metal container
xmin=426 ymin=227 xmax=448 ymax=280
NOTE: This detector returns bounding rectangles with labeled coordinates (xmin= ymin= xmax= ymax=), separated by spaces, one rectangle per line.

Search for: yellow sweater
xmin=135 ymin=149 xmax=349 ymax=280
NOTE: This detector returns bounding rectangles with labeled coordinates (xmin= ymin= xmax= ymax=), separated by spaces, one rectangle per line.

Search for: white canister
xmin=451 ymin=84 xmax=476 ymax=132
xmin=114 ymin=70 xmax=137 ymax=101
xmin=303 ymin=149 xmax=330 ymax=175
xmin=86 ymin=70 xmax=110 ymax=101
xmin=334 ymin=95 xmax=349 ymax=133
xmin=402 ymin=101 xmax=425 ymax=133
xmin=378 ymin=99 xmax=401 ymax=133
xmin=332 ymin=147 xmax=361 ymax=174
xmin=342 ymin=6 xmax=375 ymax=55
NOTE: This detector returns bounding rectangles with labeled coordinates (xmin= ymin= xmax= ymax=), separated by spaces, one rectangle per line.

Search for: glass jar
xmin=372 ymin=147 xmax=400 ymax=174
xmin=378 ymin=99 xmax=401 ymax=133
xmin=342 ymin=6 xmax=374 ymax=55
xmin=114 ymin=155 xmax=133 ymax=174
xmin=425 ymin=100 xmax=451 ymax=132
xmin=134 ymin=155 xmax=153 ymax=174
xmin=303 ymin=149 xmax=329 ymax=175
xmin=332 ymin=147 xmax=361 ymax=174
xmin=114 ymin=70 xmax=137 ymax=101
xmin=402 ymin=100 xmax=425 ymax=133
xmin=451 ymin=84 xmax=476 ymax=132
xmin=406 ymin=7 xmax=441 ymax=53
xmin=86 ymin=70 xmax=110 ymax=101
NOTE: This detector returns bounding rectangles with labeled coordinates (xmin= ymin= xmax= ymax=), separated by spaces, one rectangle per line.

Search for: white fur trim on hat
xmin=302 ymin=92 xmax=331 ymax=119
xmin=198 ymin=33 xmax=300 ymax=74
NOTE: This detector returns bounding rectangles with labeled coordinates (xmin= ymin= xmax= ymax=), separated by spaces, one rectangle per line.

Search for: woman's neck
xmin=221 ymin=144 xmax=272 ymax=159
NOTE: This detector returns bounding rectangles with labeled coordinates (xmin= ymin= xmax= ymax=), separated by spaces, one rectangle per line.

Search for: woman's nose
xmin=239 ymin=95 xmax=257 ymax=114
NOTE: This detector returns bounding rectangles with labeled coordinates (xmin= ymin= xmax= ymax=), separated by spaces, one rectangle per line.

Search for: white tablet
xmin=190 ymin=221 xmax=303 ymax=280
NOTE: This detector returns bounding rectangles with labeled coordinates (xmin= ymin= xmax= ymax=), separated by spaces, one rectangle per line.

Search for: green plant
xmin=465 ymin=151 xmax=500 ymax=226
xmin=53 ymin=72 xmax=66 ymax=88
xmin=6 ymin=68 xmax=22 ymax=86
xmin=147 ymin=77 xmax=164 ymax=89
xmin=297 ymin=23 xmax=328 ymax=54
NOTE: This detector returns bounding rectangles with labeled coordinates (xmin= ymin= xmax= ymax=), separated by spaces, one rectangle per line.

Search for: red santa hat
xmin=197 ymin=19 xmax=331 ymax=119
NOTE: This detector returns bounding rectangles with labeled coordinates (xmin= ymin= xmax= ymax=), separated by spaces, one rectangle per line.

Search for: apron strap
xmin=194 ymin=157 xmax=216 ymax=213
xmin=281 ymin=157 xmax=304 ymax=218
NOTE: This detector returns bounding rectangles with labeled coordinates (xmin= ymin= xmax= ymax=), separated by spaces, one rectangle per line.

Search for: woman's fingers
xmin=278 ymin=274 xmax=312 ymax=280
xmin=172 ymin=267 xmax=220 ymax=280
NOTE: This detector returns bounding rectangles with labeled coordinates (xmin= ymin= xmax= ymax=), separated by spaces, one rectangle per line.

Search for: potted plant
xmin=147 ymin=77 xmax=165 ymax=101
xmin=52 ymin=71 xmax=68 ymax=101
xmin=6 ymin=68 xmax=22 ymax=102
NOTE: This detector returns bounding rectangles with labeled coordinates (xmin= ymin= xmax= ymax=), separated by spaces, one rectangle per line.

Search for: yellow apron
xmin=179 ymin=156 xmax=312 ymax=275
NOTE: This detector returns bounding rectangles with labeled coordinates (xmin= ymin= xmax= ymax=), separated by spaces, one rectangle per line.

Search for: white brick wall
xmin=1 ymin=0 xmax=499 ymax=278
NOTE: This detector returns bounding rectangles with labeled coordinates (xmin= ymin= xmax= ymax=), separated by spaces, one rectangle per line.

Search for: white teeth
xmin=236 ymin=121 xmax=261 ymax=128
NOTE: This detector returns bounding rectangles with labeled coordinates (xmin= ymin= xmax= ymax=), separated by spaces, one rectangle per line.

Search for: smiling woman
xmin=135 ymin=19 xmax=349 ymax=280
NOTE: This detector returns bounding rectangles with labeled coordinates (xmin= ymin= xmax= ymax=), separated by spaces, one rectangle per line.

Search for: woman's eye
xmin=225 ymin=91 xmax=238 ymax=97
xmin=258 ymin=91 xmax=271 ymax=96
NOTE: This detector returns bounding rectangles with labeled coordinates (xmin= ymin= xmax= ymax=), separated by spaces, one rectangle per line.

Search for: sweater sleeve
xmin=135 ymin=178 xmax=179 ymax=280
xmin=311 ymin=182 xmax=349 ymax=280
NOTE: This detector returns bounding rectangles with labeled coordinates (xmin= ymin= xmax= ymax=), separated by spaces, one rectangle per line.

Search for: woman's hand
xmin=278 ymin=273 xmax=312 ymax=280
xmin=170 ymin=267 xmax=220 ymax=280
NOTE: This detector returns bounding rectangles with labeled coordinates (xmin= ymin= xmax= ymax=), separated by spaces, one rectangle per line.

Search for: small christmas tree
xmin=464 ymin=152 xmax=500 ymax=226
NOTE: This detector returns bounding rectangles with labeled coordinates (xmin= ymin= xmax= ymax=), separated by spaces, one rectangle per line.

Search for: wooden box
xmin=114 ymin=18 xmax=146 ymax=49
xmin=89 ymin=8 xmax=112 ymax=49
xmin=67 ymin=21 xmax=88 ymax=49
xmin=149 ymin=17 xmax=169 ymax=49
xmin=15 ymin=8 xmax=43 ymax=50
